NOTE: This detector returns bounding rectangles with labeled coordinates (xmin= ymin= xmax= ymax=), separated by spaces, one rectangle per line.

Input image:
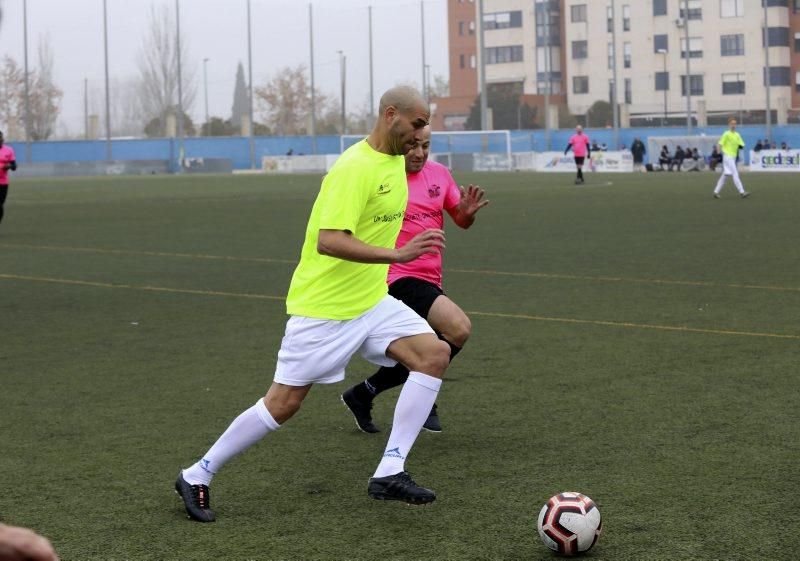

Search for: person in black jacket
xmin=630 ymin=138 xmax=646 ymax=172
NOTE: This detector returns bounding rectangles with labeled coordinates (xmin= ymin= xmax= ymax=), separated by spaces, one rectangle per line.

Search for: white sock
xmin=182 ymin=398 xmax=280 ymax=486
xmin=714 ymin=174 xmax=726 ymax=194
xmin=373 ymin=372 xmax=442 ymax=478
xmin=733 ymin=174 xmax=745 ymax=194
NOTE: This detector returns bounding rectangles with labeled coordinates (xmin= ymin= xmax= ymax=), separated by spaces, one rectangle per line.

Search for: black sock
xmin=577 ymin=168 xmax=583 ymax=180
xmin=363 ymin=362 xmax=410 ymax=398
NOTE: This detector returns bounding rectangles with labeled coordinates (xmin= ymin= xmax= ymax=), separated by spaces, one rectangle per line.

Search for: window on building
xmin=624 ymin=78 xmax=632 ymax=104
xmin=608 ymin=42 xmax=614 ymax=69
xmin=653 ymin=0 xmax=667 ymax=16
xmin=606 ymin=6 xmax=613 ymax=32
xmin=470 ymin=55 xmax=476 ymax=69
xmin=722 ymin=73 xmax=746 ymax=94
xmin=721 ymin=34 xmax=745 ymax=56
xmin=654 ymin=34 xmax=668 ymax=53
xmin=572 ymin=40 xmax=588 ymax=59
xmin=794 ymin=0 xmax=800 ymax=12
xmin=571 ymin=4 xmax=587 ymax=22
xmin=763 ymin=27 xmax=790 ymax=47
xmin=761 ymin=0 xmax=788 ymax=6
xmin=573 ymin=76 xmax=589 ymax=94
xmin=720 ymin=0 xmax=744 ymax=17
xmin=623 ymin=5 xmax=631 ymax=31
xmin=459 ymin=22 xmax=464 ymax=36
xmin=608 ymin=79 xmax=616 ymax=104
xmin=795 ymin=32 xmax=800 ymax=52
xmin=459 ymin=54 xmax=465 ymax=69
xmin=796 ymin=70 xmax=800 ymax=92
xmin=624 ymin=42 xmax=632 ymax=68
xmin=681 ymin=74 xmax=704 ymax=96
xmin=680 ymin=0 xmax=703 ymax=20
xmin=484 ymin=11 xmax=523 ymax=30
xmin=469 ymin=21 xmax=475 ymax=35
xmin=764 ymin=66 xmax=791 ymax=86
xmin=680 ymin=37 xmax=704 ymax=58
xmin=655 ymin=72 xmax=669 ymax=91
xmin=485 ymin=45 xmax=524 ymax=64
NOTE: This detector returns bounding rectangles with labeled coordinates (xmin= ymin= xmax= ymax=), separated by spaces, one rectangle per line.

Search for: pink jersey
xmin=0 ymin=145 xmax=15 ymax=185
xmin=388 ymin=160 xmax=461 ymax=288
xmin=568 ymin=133 xmax=590 ymax=157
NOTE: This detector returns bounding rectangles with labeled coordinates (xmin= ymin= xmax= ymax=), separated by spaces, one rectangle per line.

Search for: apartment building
xmin=434 ymin=0 xmax=800 ymax=130
xmin=432 ymin=0 xmax=566 ymax=131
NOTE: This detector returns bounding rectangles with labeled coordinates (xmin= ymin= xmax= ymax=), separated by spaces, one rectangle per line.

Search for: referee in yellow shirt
xmin=713 ymin=118 xmax=750 ymax=199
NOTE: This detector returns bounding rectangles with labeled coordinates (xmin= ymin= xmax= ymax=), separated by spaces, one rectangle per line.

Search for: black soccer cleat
xmin=341 ymin=386 xmax=380 ymax=433
xmin=713 ymin=193 xmax=721 ymax=199
xmin=175 ymin=472 xmax=216 ymax=522
xmin=368 ymin=471 xmax=436 ymax=505
xmin=422 ymin=403 xmax=442 ymax=433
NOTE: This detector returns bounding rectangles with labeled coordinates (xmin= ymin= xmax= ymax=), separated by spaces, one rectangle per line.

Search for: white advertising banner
xmin=748 ymin=150 xmax=800 ymax=172
xmin=536 ymin=151 xmax=633 ymax=173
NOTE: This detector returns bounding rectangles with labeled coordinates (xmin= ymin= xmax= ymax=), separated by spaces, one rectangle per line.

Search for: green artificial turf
xmin=1 ymin=171 xmax=798 ymax=560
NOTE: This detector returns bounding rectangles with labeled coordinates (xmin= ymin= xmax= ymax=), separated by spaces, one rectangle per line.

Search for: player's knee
xmin=449 ymin=315 xmax=472 ymax=348
xmin=422 ymin=340 xmax=451 ymax=376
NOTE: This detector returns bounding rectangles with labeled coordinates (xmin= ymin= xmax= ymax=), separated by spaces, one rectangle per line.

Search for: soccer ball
xmin=537 ymin=492 xmax=602 ymax=556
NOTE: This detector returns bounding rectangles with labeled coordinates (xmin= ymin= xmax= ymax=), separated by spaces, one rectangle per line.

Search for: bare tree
xmin=255 ymin=65 xmax=334 ymax=135
xmin=135 ymin=3 xmax=196 ymax=136
xmin=29 ymin=35 xmax=63 ymax=140
xmin=0 ymin=56 xmax=25 ymax=138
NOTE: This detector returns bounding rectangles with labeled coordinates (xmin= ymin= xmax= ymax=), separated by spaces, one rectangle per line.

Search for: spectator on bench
xmin=658 ymin=145 xmax=671 ymax=170
xmin=669 ymin=145 xmax=686 ymax=171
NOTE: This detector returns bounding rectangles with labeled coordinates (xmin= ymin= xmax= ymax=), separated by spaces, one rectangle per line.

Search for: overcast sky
xmin=0 ymin=0 xmax=449 ymax=136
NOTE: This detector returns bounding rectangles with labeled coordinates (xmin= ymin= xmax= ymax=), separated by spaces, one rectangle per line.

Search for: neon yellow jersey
xmin=719 ymin=130 xmax=744 ymax=158
xmin=285 ymin=140 xmax=408 ymax=320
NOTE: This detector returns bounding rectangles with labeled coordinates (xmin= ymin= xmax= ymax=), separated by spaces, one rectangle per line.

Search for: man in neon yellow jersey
xmin=176 ymin=86 xmax=451 ymax=522
xmin=713 ymin=118 xmax=749 ymax=199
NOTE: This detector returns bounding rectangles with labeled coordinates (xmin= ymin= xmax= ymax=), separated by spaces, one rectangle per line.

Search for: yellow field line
xmin=0 ymin=243 xmax=296 ymax=265
xmin=0 ymin=273 xmax=285 ymax=301
xmin=2 ymin=272 xmax=798 ymax=341
xmin=2 ymin=242 xmax=799 ymax=293
xmin=466 ymin=310 xmax=800 ymax=341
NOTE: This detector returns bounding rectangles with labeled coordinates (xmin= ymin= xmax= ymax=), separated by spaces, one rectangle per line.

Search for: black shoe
xmin=422 ymin=403 xmax=442 ymax=433
xmin=368 ymin=471 xmax=436 ymax=505
xmin=175 ymin=472 xmax=216 ymax=522
xmin=741 ymin=192 xmax=750 ymax=198
xmin=341 ymin=386 xmax=380 ymax=433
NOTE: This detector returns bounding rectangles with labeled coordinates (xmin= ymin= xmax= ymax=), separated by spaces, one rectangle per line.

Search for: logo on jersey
xmin=377 ymin=183 xmax=392 ymax=195
xmin=427 ymin=184 xmax=441 ymax=198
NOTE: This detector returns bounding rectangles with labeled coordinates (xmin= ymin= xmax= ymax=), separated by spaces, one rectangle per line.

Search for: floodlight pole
xmin=175 ymin=0 xmax=185 ymax=171
xmin=763 ymin=1 xmax=772 ymax=141
xmin=683 ymin=0 xmax=691 ymax=134
xmin=203 ymin=58 xmax=210 ymax=133
xmin=103 ymin=0 xmax=112 ymax=160
xmin=610 ymin=0 xmax=620 ymax=150
xmin=247 ymin=0 xmax=255 ymax=168
xmin=22 ymin=0 xmax=31 ymax=162
xmin=368 ymin=6 xmax=374 ymax=120
xmin=338 ymin=50 xmax=347 ymax=135
xmin=478 ymin=0 xmax=488 ymax=130
xmin=420 ymin=1 xmax=427 ymax=101
xmin=309 ymin=3 xmax=317 ymax=154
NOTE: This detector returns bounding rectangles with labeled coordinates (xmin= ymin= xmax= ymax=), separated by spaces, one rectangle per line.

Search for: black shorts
xmin=388 ymin=277 xmax=444 ymax=320
xmin=574 ymin=157 xmax=585 ymax=166
xmin=0 ymin=185 xmax=7 ymax=206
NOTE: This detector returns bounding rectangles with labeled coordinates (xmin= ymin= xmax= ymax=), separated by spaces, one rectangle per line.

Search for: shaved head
xmin=378 ymin=85 xmax=428 ymax=115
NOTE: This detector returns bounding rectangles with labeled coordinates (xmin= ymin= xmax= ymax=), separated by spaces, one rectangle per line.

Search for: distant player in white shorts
xmin=175 ymin=86 xmax=451 ymax=522
xmin=713 ymin=118 xmax=750 ymax=199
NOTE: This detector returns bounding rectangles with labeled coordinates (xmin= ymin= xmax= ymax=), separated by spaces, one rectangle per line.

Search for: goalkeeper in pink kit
xmin=342 ymin=125 xmax=489 ymax=433
xmin=564 ymin=125 xmax=591 ymax=184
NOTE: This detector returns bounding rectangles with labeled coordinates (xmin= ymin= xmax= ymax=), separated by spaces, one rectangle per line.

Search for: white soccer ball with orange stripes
xmin=537 ymin=492 xmax=602 ymax=556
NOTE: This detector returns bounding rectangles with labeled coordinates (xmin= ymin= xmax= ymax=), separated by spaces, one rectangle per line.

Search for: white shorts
xmin=273 ymin=295 xmax=434 ymax=386
xmin=722 ymin=154 xmax=739 ymax=176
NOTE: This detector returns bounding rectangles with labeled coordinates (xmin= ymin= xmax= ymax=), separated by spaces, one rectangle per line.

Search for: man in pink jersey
xmin=0 ymin=130 xmax=17 ymax=227
xmin=342 ymin=125 xmax=488 ymax=433
xmin=564 ymin=124 xmax=591 ymax=184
